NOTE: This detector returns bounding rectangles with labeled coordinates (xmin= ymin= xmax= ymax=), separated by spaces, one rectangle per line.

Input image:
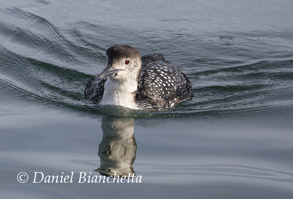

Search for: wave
xmin=1 ymin=8 xmax=293 ymax=118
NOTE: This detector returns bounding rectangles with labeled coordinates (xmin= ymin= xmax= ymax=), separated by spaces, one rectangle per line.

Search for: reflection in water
xmin=96 ymin=116 xmax=137 ymax=177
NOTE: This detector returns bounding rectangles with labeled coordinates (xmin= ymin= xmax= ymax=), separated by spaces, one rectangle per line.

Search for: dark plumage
xmin=137 ymin=59 xmax=192 ymax=108
xmin=84 ymin=45 xmax=192 ymax=109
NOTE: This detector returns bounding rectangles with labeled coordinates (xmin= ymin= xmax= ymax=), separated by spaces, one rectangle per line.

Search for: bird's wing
xmin=84 ymin=77 xmax=107 ymax=104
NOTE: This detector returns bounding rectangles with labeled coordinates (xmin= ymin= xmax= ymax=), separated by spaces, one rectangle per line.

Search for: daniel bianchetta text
xmin=17 ymin=171 xmax=142 ymax=184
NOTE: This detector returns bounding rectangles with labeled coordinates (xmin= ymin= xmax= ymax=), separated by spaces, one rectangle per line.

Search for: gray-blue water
xmin=1 ymin=0 xmax=293 ymax=198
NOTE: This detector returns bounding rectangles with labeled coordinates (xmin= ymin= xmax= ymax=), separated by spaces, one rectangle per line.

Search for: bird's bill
xmin=97 ymin=66 xmax=123 ymax=79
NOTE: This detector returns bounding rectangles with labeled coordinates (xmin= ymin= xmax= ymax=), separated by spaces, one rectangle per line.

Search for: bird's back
xmin=136 ymin=54 xmax=193 ymax=108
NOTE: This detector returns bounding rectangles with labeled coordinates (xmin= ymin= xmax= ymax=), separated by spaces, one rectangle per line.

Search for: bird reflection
xmin=95 ymin=116 xmax=137 ymax=177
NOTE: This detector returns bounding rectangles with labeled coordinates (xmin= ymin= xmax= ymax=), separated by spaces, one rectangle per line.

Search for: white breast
xmin=100 ymin=78 xmax=140 ymax=110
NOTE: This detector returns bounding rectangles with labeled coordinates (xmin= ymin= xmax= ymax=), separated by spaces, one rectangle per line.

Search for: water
xmin=1 ymin=0 xmax=293 ymax=198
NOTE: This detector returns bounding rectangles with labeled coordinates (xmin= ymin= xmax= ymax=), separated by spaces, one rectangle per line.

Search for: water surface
xmin=1 ymin=0 xmax=293 ymax=198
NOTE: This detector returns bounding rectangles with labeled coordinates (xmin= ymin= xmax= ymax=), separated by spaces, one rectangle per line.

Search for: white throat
xmin=100 ymin=76 xmax=139 ymax=109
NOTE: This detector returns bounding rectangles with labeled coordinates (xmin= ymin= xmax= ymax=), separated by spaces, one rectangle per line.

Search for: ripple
xmin=142 ymin=163 xmax=293 ymax=183
xmin=1 ymin=8 xmax=293 ymax=119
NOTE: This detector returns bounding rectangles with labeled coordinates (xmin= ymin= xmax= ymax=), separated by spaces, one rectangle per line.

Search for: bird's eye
xmin=125 ymin=59 xmax=130 ymax=65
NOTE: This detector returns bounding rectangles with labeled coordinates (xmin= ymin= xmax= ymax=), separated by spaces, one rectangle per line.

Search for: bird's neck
xmin=100 ymin=75 xmax=139 ymax=109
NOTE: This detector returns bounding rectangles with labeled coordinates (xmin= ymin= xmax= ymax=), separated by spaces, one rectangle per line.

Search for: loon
xmin=84 ymin=44 xmax=192 ymax=109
